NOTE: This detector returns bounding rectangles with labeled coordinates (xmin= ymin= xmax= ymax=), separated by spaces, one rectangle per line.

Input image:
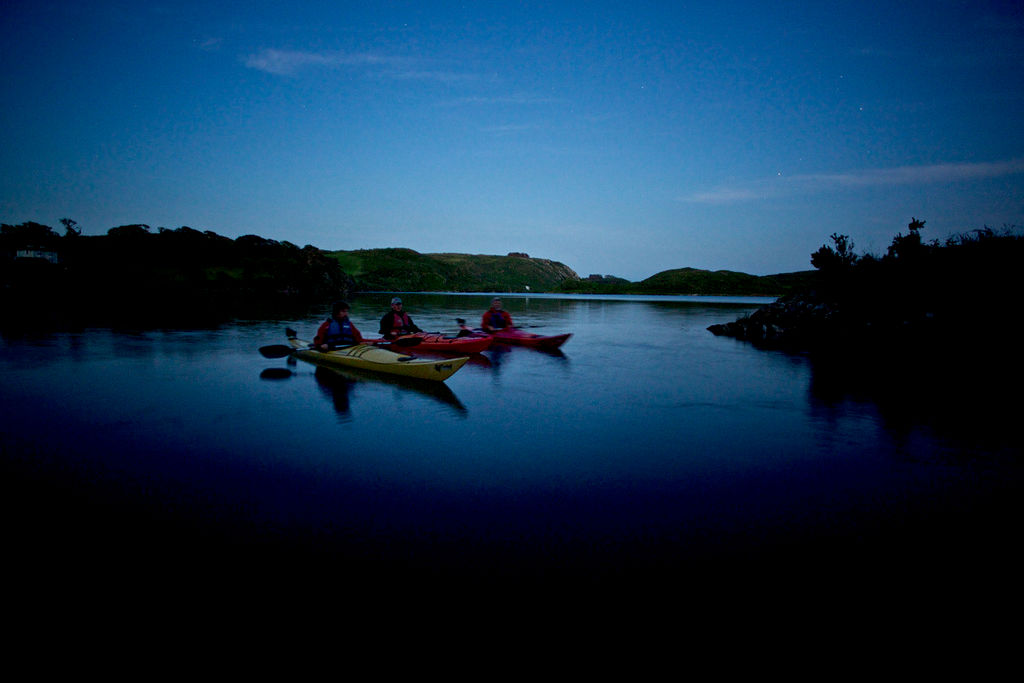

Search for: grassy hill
xmin=327 ymin=248 xmax=579 ymax=292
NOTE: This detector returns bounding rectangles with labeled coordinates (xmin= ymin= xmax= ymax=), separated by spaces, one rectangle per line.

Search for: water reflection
xmin=807 ymin=348 xmax=1023 ymax=460
xmin=482 ymin=344 xmax=569 ymax=381
xmin=315 ymin=367 xmax=355 ymax=417
xmin=411 ymin=348 xmax=493 ymax=368
xmin=311 ymin=365 xmax=467 ymax=420
xmin=463 ymin=354 xmax=493 ymax=368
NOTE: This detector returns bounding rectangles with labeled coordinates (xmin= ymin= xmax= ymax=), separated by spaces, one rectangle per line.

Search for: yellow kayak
xmin=287 ymin=337 xmax=468 ymax=382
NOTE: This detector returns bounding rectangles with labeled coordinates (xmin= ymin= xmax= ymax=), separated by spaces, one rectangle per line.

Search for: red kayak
xmin=489 ymin=328 xmax=572 ymax=349
xmin=366 ymin=332 xmax=493 ymax=354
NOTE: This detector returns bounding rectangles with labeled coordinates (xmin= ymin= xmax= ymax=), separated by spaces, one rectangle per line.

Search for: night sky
xmin=3 ymin=1 xmax=1022 ymax=280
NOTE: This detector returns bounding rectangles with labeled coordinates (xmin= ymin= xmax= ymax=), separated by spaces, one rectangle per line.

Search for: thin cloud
xmin=243 ymin=48 xmax=481 ymax=85
xmin=681 ymin=159 xmax=1024 ymax=204
xmin=196 ymin=37 xmax=222 ymax=52
xmin=243 ymin=48 xmax=403 ymax=76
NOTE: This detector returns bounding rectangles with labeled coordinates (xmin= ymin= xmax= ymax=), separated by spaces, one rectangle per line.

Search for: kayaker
xmin=379 ymin=297 xmax=422 ymax=339
xmin=314 ymin=301 xmax=364 ymax=350
xmin=481 ymin=297 xmax=514 ymax=333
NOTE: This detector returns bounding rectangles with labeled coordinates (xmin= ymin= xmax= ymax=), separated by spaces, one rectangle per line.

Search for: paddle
xmin=455 ymin=318 xmax=488 ymax=337
xmin=258 ymin=344 xmax=309 ymax=359
xmin=259 ymin=336 xmax=422 ymax=359
xmin=370 ymin=336 xmax=424 ymax=348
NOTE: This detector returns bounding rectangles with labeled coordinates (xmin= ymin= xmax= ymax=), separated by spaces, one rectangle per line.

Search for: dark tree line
xmin=1 ymin=221 xmax=354 ymax=326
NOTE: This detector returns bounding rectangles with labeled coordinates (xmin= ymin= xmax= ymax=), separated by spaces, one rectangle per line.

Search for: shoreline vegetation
xmin=1 ymin=223 xmax=354 ymax=327
xmin=2 ymin=219 xmax=810 ymax=327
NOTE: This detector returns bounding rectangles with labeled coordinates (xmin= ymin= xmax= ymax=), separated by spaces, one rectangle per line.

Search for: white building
xmin=15 ymin=248 xmax=60 ymax=264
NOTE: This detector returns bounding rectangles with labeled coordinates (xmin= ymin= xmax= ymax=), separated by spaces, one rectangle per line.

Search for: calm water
xmin=2 ymin=293 xmax=1020 ymax=594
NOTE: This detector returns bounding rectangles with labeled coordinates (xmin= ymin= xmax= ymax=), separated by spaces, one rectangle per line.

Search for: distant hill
xmin=327 ymin=248 xmax=579 ymax=292
xmin=633 ymin=267 xmax=813 ymax=296
xmin=555 ymin=267 xmax=813 ymax=296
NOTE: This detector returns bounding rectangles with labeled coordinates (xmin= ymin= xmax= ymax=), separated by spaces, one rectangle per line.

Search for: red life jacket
xmin=391 ymin=311 xmax=412 ymax=330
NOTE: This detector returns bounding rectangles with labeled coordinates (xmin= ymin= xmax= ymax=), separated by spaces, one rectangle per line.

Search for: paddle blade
xmin=391 ymin=336 xmax=423 ymax=347
xmin=258 ymin=344 xmax=295 ymax=359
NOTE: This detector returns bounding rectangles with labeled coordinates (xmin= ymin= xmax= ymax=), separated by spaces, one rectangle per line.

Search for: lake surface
xmin=2 ymin=293 xmax=1020 ymax=599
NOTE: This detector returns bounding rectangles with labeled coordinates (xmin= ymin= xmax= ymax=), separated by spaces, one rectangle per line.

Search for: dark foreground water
xmin=2 ymin=293 xmax=1021 ymax=604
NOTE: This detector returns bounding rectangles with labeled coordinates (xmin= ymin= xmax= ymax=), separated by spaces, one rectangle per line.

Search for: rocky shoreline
xmin=707 ymin=293 xmax=839 ymax=349
xmin=706 ymin=290 xmax=939 ymax=351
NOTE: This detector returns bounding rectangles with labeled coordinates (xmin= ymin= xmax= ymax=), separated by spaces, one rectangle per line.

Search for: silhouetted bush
xmin=712 ymin=219 xmax=1023 ymax=351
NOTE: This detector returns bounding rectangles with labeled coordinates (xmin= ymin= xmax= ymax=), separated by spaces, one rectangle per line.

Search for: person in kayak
xmin=314 ymin=300 xmax=364 ymax=350
xmin=379 ymin=297 xmax=423 ymax=339
xmin=481 ymin=297 xmax=514 ymax=333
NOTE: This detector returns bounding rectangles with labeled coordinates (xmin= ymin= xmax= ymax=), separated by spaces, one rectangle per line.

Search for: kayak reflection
xmin=482 ymin=344 xmax=569 ymax=385
xmin=485 ymin=344 xmax=567 ymax=366
xmin=259 ymin=367 xmax=293 ymax=380
xmin=412 ymin=348 xmax=492 ymax=368
xmin=313 ymin=365 xmax=467 ymax=418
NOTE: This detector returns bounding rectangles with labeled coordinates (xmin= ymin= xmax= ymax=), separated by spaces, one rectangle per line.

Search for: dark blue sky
xmin=3 ymin=1 xmax=1022 ymax=279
